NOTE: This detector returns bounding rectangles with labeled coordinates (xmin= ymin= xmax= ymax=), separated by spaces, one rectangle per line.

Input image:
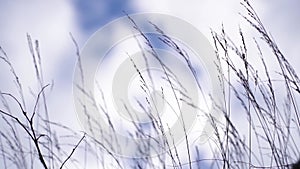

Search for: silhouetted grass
xmin=0 ymin=0 xmax=299 ymax=168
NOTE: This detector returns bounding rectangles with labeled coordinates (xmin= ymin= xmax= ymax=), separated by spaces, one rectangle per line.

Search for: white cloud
xmin=0 ymin=1 xmax=77 ymax=80
xmin=131 ymin=0 xmax=242 ymax=38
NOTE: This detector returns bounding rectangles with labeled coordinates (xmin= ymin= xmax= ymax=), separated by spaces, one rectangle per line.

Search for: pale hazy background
xmin=0 ymin=0 xmax=299 ymax=168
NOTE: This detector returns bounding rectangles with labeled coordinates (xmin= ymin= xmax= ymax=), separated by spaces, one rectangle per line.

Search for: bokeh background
xmin=0 ymin=0 xmax=299 ymax=168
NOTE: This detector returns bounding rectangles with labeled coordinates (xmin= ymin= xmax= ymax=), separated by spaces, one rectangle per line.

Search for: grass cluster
xmin=0 ymin=0 xmax=299 ymax=168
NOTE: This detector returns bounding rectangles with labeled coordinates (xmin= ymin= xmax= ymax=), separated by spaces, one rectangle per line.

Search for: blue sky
xmin=74 ymin=0 xmax=136 ymax=34
xmin=0 ymin=0 xmax=299 ymax=168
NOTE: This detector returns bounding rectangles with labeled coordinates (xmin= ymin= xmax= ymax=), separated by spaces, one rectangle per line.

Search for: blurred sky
xmin=0 ymin=0 xmax=299 ymax=125
xmin=0 ymin=0 xmax=299 ymax=168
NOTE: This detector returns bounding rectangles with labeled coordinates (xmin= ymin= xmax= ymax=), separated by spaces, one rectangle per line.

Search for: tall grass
xmin=0 ymin=0 xmax=299 ymax=168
